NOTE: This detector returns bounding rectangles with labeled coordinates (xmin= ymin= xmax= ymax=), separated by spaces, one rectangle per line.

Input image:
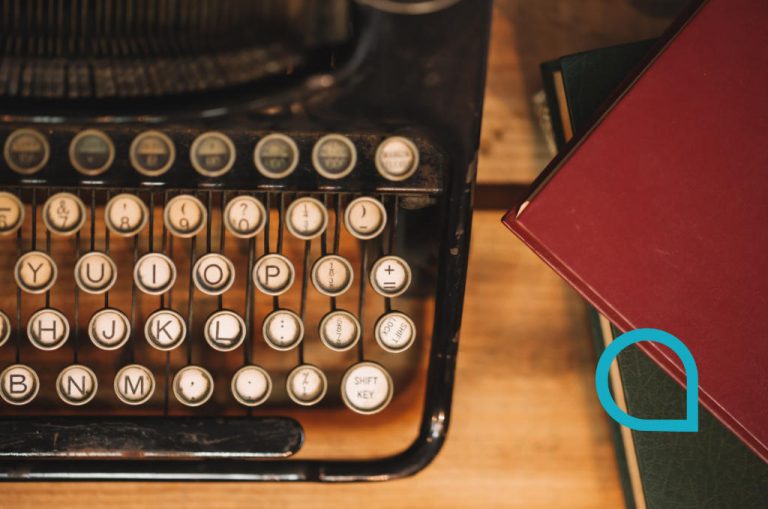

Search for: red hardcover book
xmin=503 ymin=0 xmax=768 ymax=462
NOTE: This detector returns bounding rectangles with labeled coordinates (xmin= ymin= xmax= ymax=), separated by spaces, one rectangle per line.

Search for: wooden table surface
xmin=6 ymin=2 xmax=686 ymax=507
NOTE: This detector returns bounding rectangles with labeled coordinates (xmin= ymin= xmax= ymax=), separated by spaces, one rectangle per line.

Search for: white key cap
xmin=311 ymin=254 xmax=354 ymax=297
xmin=173 ymin=365 xmax=214 ymax=407
xmin=369 ymin=255 xmax=412 ymax=297
xmin=15 ymin=251 xmax=57 ymax=294
xmin=344 ymin=196 xmax=387 ymax=240
xmin=253 ymin=133 xmax=300 ymax=179
xmin=134 ymin=252 xmax=177 ymax=295
xmin=204 ymin=310 xmax=246 ymax=352
xmin=312 ymin=134 xmax=357 ymax=179
xmin=252 ymin=253 xmax=295 ymax=296
xmin=231 ymin=365 xmax=272 ymax=407
xmin=164 ymin=194 xmax=207 ymax=238
xmin=190 ymin=131 xmax=236 ymax=177
xmin=319 ymin=309 xmax=361 ymax=351
xmin=144 ymin=309 xmax=186 ymax=351
xmin=4 ymin=128 xmax=49 ymax=175
xmin=193 ymin=253 xmax=235 ymax=295
xmin=56 ymin=364 xmax=98 ymax=406
xmin=114 ymin=364 xmax=155 ymax=405
xmin=223 ymin=195 xmax=266 ymax=238
xmin=88 ymin=308 xmax=131 ymax=350
xmin=74 ymin=251 xmax=117 ymax=294
xmin=262 ymin=309 xmax=304 ymax=351
xmin=27 ymin=308 xmax=69 ymax=350
xmin=375 ymin=311 xmax=417 ymax=353
xmin=69 ymin=129 xmax=115 ymax=176
xmin=0 ymin=310 xmax=10 ymax=347
xmin=129 ymin=130 xmax=176 ymax=176
xmin=42 ymin=192 xmax=87 ymax=236
xmin=0 ymin=192 xmax=24 ymax=235
xmin=105 ymin=193 xmax=149 ymax=237
xmin=375 ymin=136 xmax=419 ymax=181
xmin=341 ymin=361 xmax=394 ymax=415
xmin=0 ymin=364 xmax=39 ymax=405
xmin=285 ymin=197 xmax=328 ymax=240
xmin=286 ymin=364 xmax=327 ymax=406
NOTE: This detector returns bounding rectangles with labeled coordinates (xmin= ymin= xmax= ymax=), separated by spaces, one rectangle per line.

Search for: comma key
xmin=173 ymin=365 xmax=214 ymax=407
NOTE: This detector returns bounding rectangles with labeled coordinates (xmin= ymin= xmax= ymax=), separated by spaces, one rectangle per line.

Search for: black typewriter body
xmin=0 ymin=0 xmax=491 ymax=481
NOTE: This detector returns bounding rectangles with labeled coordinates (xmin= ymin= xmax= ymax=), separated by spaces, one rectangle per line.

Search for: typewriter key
xmin=144 ymin=309 xmax=186 ymax=351
xmin=0 ymin=364 xmax=39 ymax=405
xmin=286 ymin=364 xmax=327 ymax=406
xmin=318 ymin=309 xmax=361 ymax=352
xmin=173 ymin=365 xmax=214 ymax=407
xmin=193 ymin=253 xmax=235 ymax=296
xmin=190 ymin=131 xmax=236 ymax=177
xmin=42 ymin=192 xmax=87 ymax=236
xmin=15 ymin=251 xmax=57 ymax=294
xmin=344 ymin=196 xmax=387 ymax=240
xmin=0 ymin=192 xmax=24 ymax=235
xmin=252 ymin=253 xmax=295 ymax=296
xmin=311 ymin=254 xmax=354 ymax=297
xmin=286 ymin=197 xmax=328 ymax=240
xmin=223 ymin=195 xmax=266 ymax=238
xmin=204 ymin=310 xmax=246 ymax=352
xmin=88 ymin=308 xmax=131 ymax=350
xmin=231 ymin=365 xmax=272 ymax=407
xmin=262 ymin=309 xmax=304 ymax=351
xmin=375 ymin=311 xmax=416 ymax=353
xmin=0 ymin=310 xmax=10 ymax=347
xmin=3 ymin=128 xmax=49 ymax=175
xmin=105 ymin=193 xmax=149 ymax=237
xmin=69 ymin=129 xmax=115 ymax=176
xmin=253 ymin=133 xmax=299 ymax=179
xmin=312 ymin=134 xmax=357 ymax=179
xmin=27 ymin=308 xmax=69 ymax=350
xmin=129 ymin=130 xmax=175 ymax=177
xmin=74 ymin=252 xmax=118 ymax=294
xmin=375 ymin=136 xmax=419 ymax=181
xmin=114 ymin=364 xmax=155 ymax=405
xmin=164 ymin=194 xmax=207 ymax=238
xmin=134 ymin=252 xmax=177 ymax=295
xmin=56 ymin=364 xmax=98 ymax=406
xmin=369 ymin=255 xmax=412 ymax=298
xmin=341 ymin=361 xmax=394 ymax=415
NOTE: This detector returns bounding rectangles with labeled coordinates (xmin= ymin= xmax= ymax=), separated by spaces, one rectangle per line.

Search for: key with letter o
xmin=173 ymin=365 xmax=214 ymax=407
xmin=0 ymin=364 xmax=39 ymax=405
xmin=114 ymin=364 xmax=155 ymax=405
xmin=252 ymin=253 xmax=295 ymax=296
xmin=164 ymin=194 xmax=207 ymax=238
xmin=223 ymin=195 xmax=266 ymax=238
xmin=204 ymin=310 xmax=246 ymax=352
xmin=134 ymin=252 xmax=177 ymax=295
xmin=56 ymin=364 xmax=98 ymax=406
xmin=74 ymin=251 xmax=117 ymax=294
xmin=105 ymin=193 xmax=148 ymax=237
xmin=144 ymin=309 xmax=186 ymax=351
xmin=88 ymin=308 xmax=131 ymax=350
xmin=193 ymin=253 xmax=235 ymax=295
xmin=231 ymin=365 xmax=272 ymax=407
xmin=0 ymin=192 xmax=24 ymax=235
xmin=15 ymin=251 xmax=57 ymax=294
xmin=42 ymin=192 xmax=87 ymax=236
xmin=341 ymin=361 xmax=394 ymax=415
xmin=286 ymin=364 xmax=327 ymax=406
xmin=27 ymin=308 xmax=69 ymax=350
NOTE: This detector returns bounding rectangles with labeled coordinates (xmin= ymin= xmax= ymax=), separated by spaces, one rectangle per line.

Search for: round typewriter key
xmin=0 ymin=364 xmax=39 ymax=405
xmin=344 ymin=196 xmax=387 ymax=240
xmin=134 ymin=252 xmax=177 ymax=295
xmin=3 ymin=128 xmax=49 ymax=175
xmin=74 ymin=251 xmax=118 ymax=294
xmin=114 ymin=364 xmax=155 ymax=405
xmin=375 ymin=311 xmax=416 ymax=353
xmin=262 ymin=309 xmax=304 ymax=351
xmin=190 ymin=131 xmax=236 ymax=177
xmin=252 ymin=253 xmax=295 ymax=296
xmin=341 ymin=361 xmax=394 ymax=415
xmin=42 ymin=192 xmax=87 ymax=236
xmin=0 ymin=192 xmax=24 ymax=235
xmin=311 ymin=254 xmax=354 ymax=297
xmin=312 ymin=134 xmax=357 ymax=179
xmin=88 ymin=308 xmax=131 ymax=350
xmin=369 ymin=255 xmax=412 ymax=298
xmin=144 ymin=309 xmax=186 ymax=351
xmin=69 ymin=129 xmax=115 ymax=176
xmin=164 ymin=194 xmax=207 ymax=238
xmin=287 ymin=364 xmax=327 ymax=406
xmin=319 ymin=309 xmax=361 ymax=352
xmin=173 ymin=365 xmax=214 ymax=407
xmin=223 ymin=195 xmax=266 ymax=238
xmin=105 ymin=193 xmax=149 ymax=237
xmin=0 ymin=310 xmax=10 ymax=347
xmin=253 ymin=133 xmax=299 ymax=179
xmin=27 ymin=308 xmax=69 ymax=351
xmin=193 ymin=253 xmax=235 ymax=296
xmin=15 ymin=251 xmax=57 ymax=294
xmin=57 ymin=364 xmax=98 ymax=406
xmin=375 ymin=136 xmax=419 ymax=181
xmin=204 ymin=310 xmax=246 ymax=352
xmin=129 ymin=130 xmax=175 ymax=177
xmin=231 ymin=365 xmax=272 ymax=407
xmin=286 ymin=197 xmax=328 ymax=240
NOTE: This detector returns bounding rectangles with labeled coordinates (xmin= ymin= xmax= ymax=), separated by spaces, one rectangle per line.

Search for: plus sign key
xmin=369 ymin=255 xmax=412 ymax=298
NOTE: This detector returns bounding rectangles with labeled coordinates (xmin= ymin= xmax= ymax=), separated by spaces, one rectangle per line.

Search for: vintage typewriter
xmin=0 ymin=0 xmax=491 ymax=481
